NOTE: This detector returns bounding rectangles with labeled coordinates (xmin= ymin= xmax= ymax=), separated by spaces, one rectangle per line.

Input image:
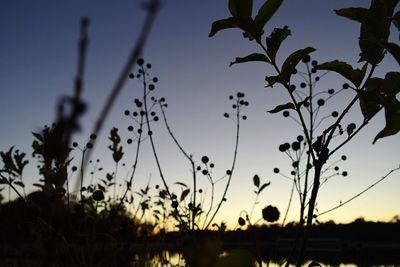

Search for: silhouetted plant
xmin=209 ymin=0 xmax=400 ymax=265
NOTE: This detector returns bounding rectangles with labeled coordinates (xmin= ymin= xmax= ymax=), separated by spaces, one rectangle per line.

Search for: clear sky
xmin=0 ymin=0 xmax=399 ymax=228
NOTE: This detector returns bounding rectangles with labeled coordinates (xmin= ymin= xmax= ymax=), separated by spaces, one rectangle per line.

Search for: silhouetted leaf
xmin=265 ymin=75 xmax=279 ymax=87
xmin=384 ymin=72 xmax=400 ymax=96
xmin=347 ymin=123 xmax=356 ymax=136
xmin=315 ymin=60 xmax=366 ymax=87
xmin=13 ymin=181 xmax=24 ymax=188
xmin=175 ymin=182 xmax=188 ymax=188
xmin=229 ymin=0 xmax=253 ymax=19
xmin=393 ymin=11 xmax=400 ymax=30
xmin=258 ymin=182 xmax=271 ymax=194
xmin=253 ymin=174 xmax=260 ymax=187
xmin=383 ymin=42 xmax=400 ymax=65
xmin=230 ymin=53 xmax=270 ymax=66
xmin=359 ymin=0 xmax=391 ymax=64
xmin=32 ymin=132 xmax=44 ymax=142
xmin=266 ymin=26 xmax=290 ymax=62
xmin=335 ymin=7 xmax=368 ymax=23
xmin=209 ymin=17 xmax=238 ymax=37
xmin=358 ymin=90 xmax=380 ymax=120
xmin=180 ymin=188 xmax=190 ymax=202
xmin=267 ymin=102 xmax=295 ymax=113
xmin=254 ymin=0 xmax=283 ymax=31
xmin=280 ymin=47 xmax=316 ymax=84
xmin=373 ymin=97 xmax=400 ymax=143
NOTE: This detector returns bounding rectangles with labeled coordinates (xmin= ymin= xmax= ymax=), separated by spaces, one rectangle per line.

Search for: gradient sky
xmin=0 ymin=0 xmax=399 ymax=228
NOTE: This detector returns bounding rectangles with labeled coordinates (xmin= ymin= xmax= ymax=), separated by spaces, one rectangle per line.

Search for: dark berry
xmin=242 ymin=115 xmax=247 ymax=120
xmin=273 ymin=168 xmax=280 ymax=173
xmin=224 ymin=113 xmax=229 ymax=118
xmin=72 ymin=166 xmax=78 ymax=172
xmin=86 ymin=143 xmax=93 ymax=149
xmin=342 ymin=171 xmax=348 ymax=177
xmin=238 ymin=217 xmax=246 ymax=226
xmin=148 ymin=84 xmax=155 ymax=90
xmin=210 ymin=163 xmax=214 ymax=168
xmin=137 ymin=58 xmax=144 ymax=66
xmin=283 ymin=111 xmax=290 ymax=117
xmin=343 ymin=83 xmax=350 ymax=89
xmin=128 ymin=126 xmax=134 ymax=131
xmin=201 ymin=156 xmax=209 ymax=164
xmin=226 ymin=170 xmax=232 ymax=175
xmin=154 ymin=116 xmax=159 ymax=121
xmin=332 ymin=111 xmax=339 ymax=117
xmin=72 ymin=142 xmax=78 ymax=148
xmin=171 ymin=201 xmax=179 ymax=208
xmin=262 ymin=205 xmax=280 ymax=222
xmin=317 ymin=99 xmax=325 ymax=106
xmin=300 ymin=82 xmax=307 ymax=88
xmin=291 ymin=141 xmax=300 ymax=151
xmin=153 ymin=77 xmax=158 ymax=83
xmin=92 ymin=190 xmax=104 ymax=201
xmin=129 ymin=73 xmax=134 ymax=79
xmin=328 ymin=88 xmax=335 ymax=94
xmin=341 ymin=155 xmax=347 ymax=160
xmin=297 ymin=135 xmax=304 ymax=142
xmin=302 ymin=55 xmax=311 ymax=63
xmin=311 ymin=60 xmax=318 ymax=66
xmin=90 ymin=134 xmax=97 ymax=140
xmin=202 ymin=169 xmax=208 ymax=175
xmin=146 ymin=63 xmax=152 ymax=69
xmin=334 ymin=166 xmax=339 ymax=171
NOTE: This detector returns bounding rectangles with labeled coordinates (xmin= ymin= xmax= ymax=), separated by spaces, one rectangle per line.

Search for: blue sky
xmin=0 ymin=0 xmax=399 ymax=227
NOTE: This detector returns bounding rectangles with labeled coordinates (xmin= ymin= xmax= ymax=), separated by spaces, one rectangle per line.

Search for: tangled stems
xmin=139 ymin=66 xmax=186 ymax=227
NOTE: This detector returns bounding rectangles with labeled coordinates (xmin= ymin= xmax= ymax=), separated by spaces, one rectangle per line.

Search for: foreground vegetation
xmin=1 ymin=0 xmax=399 ymax=266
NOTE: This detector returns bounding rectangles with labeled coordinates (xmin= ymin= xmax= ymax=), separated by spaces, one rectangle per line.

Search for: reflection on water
xmin=133 ymin=251 xmax=396 ymax=267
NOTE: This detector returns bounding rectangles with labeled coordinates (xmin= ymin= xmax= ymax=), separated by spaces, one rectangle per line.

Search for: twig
xmin=316 ymin=165 xmax=400 ymax=217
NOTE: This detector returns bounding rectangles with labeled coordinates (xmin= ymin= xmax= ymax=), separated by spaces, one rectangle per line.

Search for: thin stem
xmin=81 ymin=0 xmax=160 ymax=181
xmin=204 ymin=98 xmax=241 ymax=229
xmin=159 ymin=103 xmax=198 ymax=230
xmin=317 ymin=165 xmax=400 ymax=217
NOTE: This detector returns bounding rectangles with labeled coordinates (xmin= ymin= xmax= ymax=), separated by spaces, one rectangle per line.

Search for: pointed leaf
xmin=258 ymin=182 xmax=271 ymax=194
xmin=335 ymin=7 xmax=368 ymax=23
xmin=266 ymin=26 xmax=291 ymax=62
xmin=253 ymin=174 xmax=260 ymax=187
xmin=373 ymin=97 xmax=400 ymax=143
xmin=254 ymin=0 xmax=283 ymax=30
xmin=13 ymin=181 xmax=25 ymax=188
xmin=315 ymin=60 xmax=366 ymax=87
xmin=230 ymin=53 xmax=271 ymax=66
xmin=180 ymin=188 xmax=190 ymax=202
xmin=267 ymin=102 xmax=295 ymax=113
xmin=280 ymin=47 xmax=316 ymax=84
xmin=175 ymin=182 xmax=188 ymax=188
xmin=209 ymin=17 xmax=238 ymax=37
xmin=359 ymin=0 xmax=391 ymax=64
xmin=229 ymin=0 xmax=253 ymax=19
xmin=383 ymin=42 xmax=400 ymax=65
